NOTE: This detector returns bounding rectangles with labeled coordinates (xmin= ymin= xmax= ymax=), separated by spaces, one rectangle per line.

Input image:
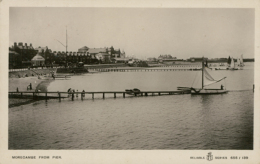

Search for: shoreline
xmin=9 ymin=76 xmax=54 ymax=108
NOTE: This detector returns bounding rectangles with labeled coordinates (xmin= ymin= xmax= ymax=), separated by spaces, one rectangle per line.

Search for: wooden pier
xmin=88 ymin=68 xmax=202 ymax=72
xmin=9 ymin=90 xmax=191 ymax=101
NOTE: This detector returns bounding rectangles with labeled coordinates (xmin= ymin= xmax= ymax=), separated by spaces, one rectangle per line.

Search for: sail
xmin=237 ymin=58 xmax=240 ymax=66
xmin=240 ymin=55 xmax=244 ymax=66
xmin=203 ymin=67 xmax=226 ymax=87
xmin=230 ymin=58 xmax=235 ymax=68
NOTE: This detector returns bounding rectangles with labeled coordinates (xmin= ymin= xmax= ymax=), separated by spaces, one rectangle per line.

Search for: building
xmin=53 ymin=51 xmax=67 ymax=65
xmin=78 ymin=46 xmax=124 ymax=62
xmin=34 ymin=46 xmax=54 ymax=65
xmin=31 ymin=52 xmax=45 ymax=66
xmin=9 ymin=42 xmax=37 ymax=68
xmin=158 ymin=54 xmax=179 ymax=63
xmin=158 ymin=54 xmax=176 ymax=60
xmin=96 ymin=52 xmax=111 ymax=63
xmin=189 ymin=57 xmax=208 ymax=62
xmin=78 ymin=46 xmax=89 ymax=53
xmin=9 ymin=50 xmax=21 ymax=69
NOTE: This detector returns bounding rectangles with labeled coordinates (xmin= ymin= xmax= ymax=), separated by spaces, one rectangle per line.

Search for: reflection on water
xmin=9 ymin=63 xmax=254 ymax=149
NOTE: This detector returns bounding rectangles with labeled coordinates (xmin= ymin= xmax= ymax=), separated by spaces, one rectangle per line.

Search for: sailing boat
xmin=227 ymin=56 xmax=231 ymax=67
xmin=237 ymin=58 xmax=240 ymax=66
xmin=238 ymin=54 xmax=245 ymax=67
xmin=191 ymin=59 xmax=228 ymax=94
xmin=227 ymin=57 xmax=238 ymax=70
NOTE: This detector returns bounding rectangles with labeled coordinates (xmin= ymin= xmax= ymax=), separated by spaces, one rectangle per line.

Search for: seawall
xmin=9 ymin=68 xmax=57 ymax=78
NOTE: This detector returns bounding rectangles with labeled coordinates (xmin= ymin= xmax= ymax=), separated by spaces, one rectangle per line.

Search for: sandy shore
xmin=9 ymin=76 xmax=53 ymax=92
xmin=9 ymin=76 xmax=54 ymax=108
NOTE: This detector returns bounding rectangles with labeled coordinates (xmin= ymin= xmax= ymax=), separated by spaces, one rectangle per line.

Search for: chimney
xmin=30 ymin=43 xmax=32 ymax=46
xmin=25 ymin=43 xmax=27 ymax=46
xmin=18 ymin=42 xmax=23 ymax=46
xmin=14 ymin=42 xmax=17 ymax=47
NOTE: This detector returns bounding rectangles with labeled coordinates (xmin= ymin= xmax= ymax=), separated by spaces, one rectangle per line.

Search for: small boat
xmin=191 ymin=59 xmax=228 ymax=95
xmin=226 ymin=57 xmax=238 ymax=70
xmin=237 ymin=54 xmax=245 ymax=67
xmin=125 ymin=88 xmax=141 ymax=95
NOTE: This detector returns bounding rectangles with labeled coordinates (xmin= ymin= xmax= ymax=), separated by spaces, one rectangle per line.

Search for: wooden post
xmin=103 ymin=93 xmax=105 ymax=99
xmin=72 ymin=93 xmax=74 ymax=101
xmin=114 ymin=93 xmax=116 ymax=98
xmin=159 ymin=92 xmax=161 ymax=96
xmin=141 ymin=93 xmax=143 ymax=96
xmin=58 ymin=92 xmax=61 ymax=101
xmin=92 ymin=93 xmax=94 ymax=99
xmin=21 ymin=92 xmax=23 ymax=98
xmin=123 ymin=93 xmax=125 ymax=98
xmin=145 ymin=93 xmax=148 ymax=96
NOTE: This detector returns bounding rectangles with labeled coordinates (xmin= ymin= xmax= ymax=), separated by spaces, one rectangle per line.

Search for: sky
xmin=9 ymin=8 xmax=255 ymax=59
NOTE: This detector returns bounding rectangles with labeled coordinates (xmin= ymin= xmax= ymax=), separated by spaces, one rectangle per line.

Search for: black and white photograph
xmin=1 ymin=0 xmax=260 ymax=163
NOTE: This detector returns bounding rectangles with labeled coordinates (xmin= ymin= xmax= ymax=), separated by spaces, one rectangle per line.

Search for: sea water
xmin=9 ymin=63 xmax=254 ymax=149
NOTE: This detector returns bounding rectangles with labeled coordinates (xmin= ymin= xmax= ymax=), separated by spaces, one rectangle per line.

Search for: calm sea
xmin=9 ymin=63 xmax=254 ymax=149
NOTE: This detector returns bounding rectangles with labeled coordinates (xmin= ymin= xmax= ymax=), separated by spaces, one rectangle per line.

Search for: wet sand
xmin=9 ymin=76 xmax=54 ymax=108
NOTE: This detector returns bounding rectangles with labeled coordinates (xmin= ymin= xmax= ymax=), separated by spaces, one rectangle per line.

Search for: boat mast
xmin=202 ymin=58 xmax=204 ymax=89
xmin=66 ymin=26 xmax=68 ymax=63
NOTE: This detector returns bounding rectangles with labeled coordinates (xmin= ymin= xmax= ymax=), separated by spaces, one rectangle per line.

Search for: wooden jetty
xmin=9 ymin=90 xmax=191 ymax=101
xmin=88 ymin=68 xmax=202 ymax=72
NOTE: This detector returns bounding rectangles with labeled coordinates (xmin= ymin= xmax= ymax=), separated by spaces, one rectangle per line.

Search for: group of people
xmin=50 ymin=71 xmax=55 ymax=79
xmin=67 ymin=88 xmax=85 ymax=98
xmin=27 ymin=83 xmax=32 ymax=90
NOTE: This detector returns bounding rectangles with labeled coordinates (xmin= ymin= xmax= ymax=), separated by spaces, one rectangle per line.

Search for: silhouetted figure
xmin=67 ymin=88 xmax=71 ymax=97
xmin=82 ymin=90 xmax=85 ymax=98
xmin=221 ymin=85 xmax=224 ymax=90
xmin=16 ymin=87 xmax=19 ymax=92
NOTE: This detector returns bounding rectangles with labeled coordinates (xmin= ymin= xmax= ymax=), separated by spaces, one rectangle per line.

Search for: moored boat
xmin=238 ymin=54 xmax=245 ymax=67
xmin=226 ymin=57 xmax=238 ymax=70
xmin=125 ymin=88 xmax=141 ymax=95
xmin=191 ymin=59 xmax=228 ymax=95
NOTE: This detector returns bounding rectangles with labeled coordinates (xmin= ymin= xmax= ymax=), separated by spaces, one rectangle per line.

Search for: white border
xmin=1 ymin=0 xmax=259 ymax=163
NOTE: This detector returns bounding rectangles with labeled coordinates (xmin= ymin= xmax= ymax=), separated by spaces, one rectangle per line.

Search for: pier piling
xmin=72 ymin=93 xmax=74 ymax=101
xmin=58 ymin=92 xmax=61 ymax=101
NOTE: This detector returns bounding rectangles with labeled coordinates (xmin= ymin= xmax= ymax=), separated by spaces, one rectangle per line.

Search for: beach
xmin=9 ymin=76 xmax=54 ymax=107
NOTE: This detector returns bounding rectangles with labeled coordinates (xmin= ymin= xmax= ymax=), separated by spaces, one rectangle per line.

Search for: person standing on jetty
xmin=82 ymin=90 xmax=85 ymax=99
xmin=27 ymin=83 xmax=32 ymax=90
xmin=67 ymin=88 xmax=71 ymax=97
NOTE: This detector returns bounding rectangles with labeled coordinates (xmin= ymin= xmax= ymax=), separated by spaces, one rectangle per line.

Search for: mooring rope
xmin=191 ymin=71 xmax=198 ymax=87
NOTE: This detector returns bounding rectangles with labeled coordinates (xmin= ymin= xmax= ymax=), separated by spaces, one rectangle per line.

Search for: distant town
xmin=9 ymin=42 xmax=254 ymax=69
